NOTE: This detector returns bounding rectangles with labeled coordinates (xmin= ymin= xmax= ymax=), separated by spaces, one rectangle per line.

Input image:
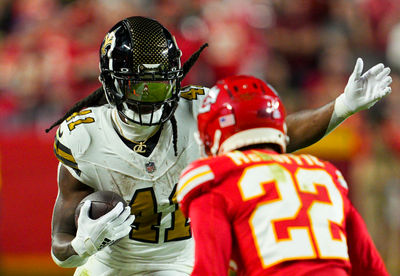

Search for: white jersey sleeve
xmin=53 ymin=108 xmax=98 ymax=187
xmin=179 ymin=85 xmax=210 ymax=120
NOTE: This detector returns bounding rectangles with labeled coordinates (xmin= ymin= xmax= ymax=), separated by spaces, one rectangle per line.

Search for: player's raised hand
xmin=337 ymin=57 xmax=392 ymax=115
xmin=71 ymin=201 xmax=135 ymax=257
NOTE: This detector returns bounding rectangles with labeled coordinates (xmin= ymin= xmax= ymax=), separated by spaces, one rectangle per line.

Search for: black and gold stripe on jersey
xmin=54 ymin=130 xmax=81 ymax=176
xmin=179 ymin=85 xmax=205 ymax=100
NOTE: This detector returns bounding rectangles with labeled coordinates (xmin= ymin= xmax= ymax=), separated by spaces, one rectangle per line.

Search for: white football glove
xmin=71 ymin=200 xmax=135 ymax=257
xmin=336 ymin=57 xmax=392 ymax=116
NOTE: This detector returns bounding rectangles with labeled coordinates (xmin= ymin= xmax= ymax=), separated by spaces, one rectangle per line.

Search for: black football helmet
xmin=99 ymin=16 xmax=183 ymax=125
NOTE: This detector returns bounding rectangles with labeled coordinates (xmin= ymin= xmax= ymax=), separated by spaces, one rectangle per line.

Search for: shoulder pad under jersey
xmin=177 ymin=154 xmax=237 ymax=217
xmin=320 ymin=159 xmax=349 ymax=191
xmin=53 ymin=108 xmax=100 ymax=175
xmin=176 ymin=159 xmax=213 ymax=216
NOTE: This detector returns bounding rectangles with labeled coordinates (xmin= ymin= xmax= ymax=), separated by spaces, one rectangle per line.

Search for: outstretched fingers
xmin=381 ymin=75 xmax=393 ymax=89
xmin=361 ymin=63 xmax=384 ymax=79
xmin=380 ymin=87 xmax=392 ymax=98
xmin=376 ymin=67 xmax=391 ymax=81
xmin=352 ymin=58 xmax=364 ymax=80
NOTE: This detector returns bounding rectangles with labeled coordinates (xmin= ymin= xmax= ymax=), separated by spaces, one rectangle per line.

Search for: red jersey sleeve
xmin=346 ymin=204 xmax=389 ymax=276
xmin=177 ymin=159 xmax=215 ymax=218
xmin=177 ymin=155 xmax=234 ymax=218
xmin=188 ymin=192 xmax=232 ymax=276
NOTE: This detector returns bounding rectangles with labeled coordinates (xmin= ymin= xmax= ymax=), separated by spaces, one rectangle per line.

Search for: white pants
xmin=74 ymin=256 xmax=191 ymax=276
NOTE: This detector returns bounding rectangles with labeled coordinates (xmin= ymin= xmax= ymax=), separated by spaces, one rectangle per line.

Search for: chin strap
xmin=210 ymin=129 xmax=222 ymax=156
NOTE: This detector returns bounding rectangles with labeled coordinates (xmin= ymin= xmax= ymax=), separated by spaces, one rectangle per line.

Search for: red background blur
xmin=0 ymin=128 xmax=74 ymax=275
xmin=1 ymin=0 xmax=400 ymax=275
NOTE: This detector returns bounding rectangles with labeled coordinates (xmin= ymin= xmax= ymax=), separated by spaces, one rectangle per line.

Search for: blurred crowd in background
xmin=0 ymin=0 xmax=399 ymax=274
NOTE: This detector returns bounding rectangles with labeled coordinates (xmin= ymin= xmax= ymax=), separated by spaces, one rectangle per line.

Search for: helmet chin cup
xmin=118 ymin=96 xmax=178 ymax=126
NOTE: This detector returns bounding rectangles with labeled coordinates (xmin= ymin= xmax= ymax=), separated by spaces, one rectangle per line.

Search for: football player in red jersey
xmin=48 ymin=16 xmax=393 ymax=275
xmin=176 ymin=75 xmax=389 ymax=276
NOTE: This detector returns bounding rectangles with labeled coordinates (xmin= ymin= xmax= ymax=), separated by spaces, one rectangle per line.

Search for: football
xmin=75 ymin=191 xmax=128 ymax=227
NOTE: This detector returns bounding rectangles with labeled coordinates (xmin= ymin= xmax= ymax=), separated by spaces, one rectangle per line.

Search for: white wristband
xmin=334 ymin=93 xmax=355 ymax=118
xmin=84 ymin=238 xmax=99 ymax=256
xmin=325 ymin=94 xmax=354 ymax=135
xmin=71 ymin=236 xmax=98 ymax=257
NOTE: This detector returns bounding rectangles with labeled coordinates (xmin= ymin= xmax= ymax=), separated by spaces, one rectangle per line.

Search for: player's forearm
xmin=51 ymin=233 xmax=88 ymax=267
xmin=286 ymin=58 xmax=392 ymax=153
xmin=286 ymin=101 xmax=334 ymax=152
xmin=52 ymin=233 xmax=77 ymax=260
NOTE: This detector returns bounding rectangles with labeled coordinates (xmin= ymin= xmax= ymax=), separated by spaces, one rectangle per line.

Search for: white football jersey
xmin=54 ymin=86 xmax=209 ymax=274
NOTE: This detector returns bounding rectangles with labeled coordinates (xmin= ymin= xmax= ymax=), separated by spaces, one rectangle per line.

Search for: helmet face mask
xmin=99 ymin=16 xmax=183 ymax=126
xmin=118 ymin=92 xmax=176 ymax=125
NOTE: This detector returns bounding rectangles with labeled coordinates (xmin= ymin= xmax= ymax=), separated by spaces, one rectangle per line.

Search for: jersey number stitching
xmin=180 ymin=86 xmax=205 ymax=100
xmin=238 ymin=164 xmax=348 ymax=268
xmin=66 ymin=110 xmax=95 ymax=131
xmin=129 ymin=186 xmax=191 ymax=243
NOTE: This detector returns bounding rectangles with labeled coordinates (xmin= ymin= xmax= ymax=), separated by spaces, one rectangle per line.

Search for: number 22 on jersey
xmin=238 ymin=164 xmax=349 ymax=268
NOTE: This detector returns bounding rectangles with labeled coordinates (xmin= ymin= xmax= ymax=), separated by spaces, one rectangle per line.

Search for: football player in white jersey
xmin=48 ymin=16 xmax=392 ymax=276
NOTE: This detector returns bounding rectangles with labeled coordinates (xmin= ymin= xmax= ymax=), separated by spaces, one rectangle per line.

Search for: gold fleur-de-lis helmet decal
xmin=101 ymin=30 xmax=117 ymax=57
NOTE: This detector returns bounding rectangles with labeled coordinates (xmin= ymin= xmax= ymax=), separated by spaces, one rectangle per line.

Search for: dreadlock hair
xmin=45 ymin=87 xmax=107 ymax=133
xmin=46 ymin=43 xmax=208 ymax=156
xmin=181 ymin=43 xmax=208 ymax=80
xmin=170 ymin=115 xmax=178 ymax=156
xmin=170 ymin=43 xmax=208 ymax=156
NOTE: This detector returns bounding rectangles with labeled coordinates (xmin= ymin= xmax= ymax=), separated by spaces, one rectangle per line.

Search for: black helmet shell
xmin=100 ymin=16 xmax=181 ymax=76
xmin=99 ymin=16 xmax=182 ymax=126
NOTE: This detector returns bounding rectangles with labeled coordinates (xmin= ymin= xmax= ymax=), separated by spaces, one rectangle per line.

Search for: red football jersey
xmin=177 ymin=149 xmax=388 ymax=276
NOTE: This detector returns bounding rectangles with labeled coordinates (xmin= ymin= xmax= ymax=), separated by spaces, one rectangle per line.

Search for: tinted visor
xmin=113 ymin=75 xmax=175 ymax=103
xmin=112 ymin=75 xmax=178 ymax=125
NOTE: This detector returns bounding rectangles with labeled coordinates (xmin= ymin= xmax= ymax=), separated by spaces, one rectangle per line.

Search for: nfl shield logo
xmin=145 ymin=161 xmax=156 ymax=173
